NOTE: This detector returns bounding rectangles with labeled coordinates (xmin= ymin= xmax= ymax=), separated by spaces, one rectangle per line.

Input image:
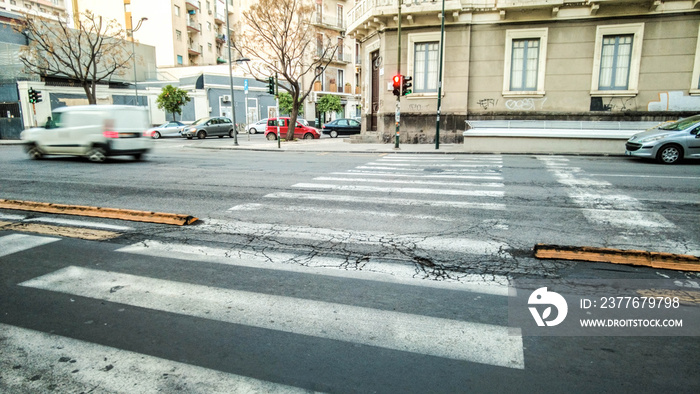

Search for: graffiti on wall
xmin=504 ymin=97 xmax=547 ymax=111
xmin=648 ymin=91 xmax=700 ymax=111
xmin=476 ymin=98 xmax=498 ymax=110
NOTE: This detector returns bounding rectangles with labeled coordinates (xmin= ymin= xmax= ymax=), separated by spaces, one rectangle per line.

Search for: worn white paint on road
xmin=116 ymin=239 xmax=511 ymax=295
xmin=313 ymin=176 xmax=504 ymax=188
xmin=264 ymin=192 xmax=507 ymax=210
xmin=291 ymin=183 xmax=505 ymax=197
xmin=0 ymin=234 xmax=60 ymax=258
xmin=20 ymin=267 xmax=524 ymax=369
xmin=0 ymin=323 xmax=308 ymax=393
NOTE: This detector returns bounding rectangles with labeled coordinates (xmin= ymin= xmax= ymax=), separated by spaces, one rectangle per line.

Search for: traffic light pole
xmin=395 ymin=3 xmax=402 ymax=150
xmin=276 ymin=73 xmax=280 ymax=149
xmin=435 ymin=0 xmax=446 ymax=150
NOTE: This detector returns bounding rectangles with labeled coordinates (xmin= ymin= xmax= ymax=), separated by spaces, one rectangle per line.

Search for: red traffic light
xmin=392 ymin=75 xmax=401 ymax=86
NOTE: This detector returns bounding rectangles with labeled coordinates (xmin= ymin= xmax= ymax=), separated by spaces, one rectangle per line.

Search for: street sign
xmin=244 ymin=79 xmax=248 ymax=93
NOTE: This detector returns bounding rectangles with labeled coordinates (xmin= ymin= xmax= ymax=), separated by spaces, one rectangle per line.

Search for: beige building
xmin=347 ymin=0 xmax=700 ymax=143
xmin=0 ymin=0 xmax=67 ymax=19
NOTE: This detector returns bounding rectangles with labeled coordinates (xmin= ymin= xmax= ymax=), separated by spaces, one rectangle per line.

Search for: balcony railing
xmin=312 ymin=12 xmax=346 ymax=31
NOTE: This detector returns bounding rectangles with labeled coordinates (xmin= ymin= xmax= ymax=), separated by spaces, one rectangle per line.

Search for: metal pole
xmin=224 ymin=0 xmax=239 ymax=146
xmin=276 ymin=73 xmax=280 ymax=149
xmin=130 ymin=17 xmax=147 ymax=106
xmin=435 ymin=0 xmax=446 ymax=150
xmin=395 ymin=1 xmax=402 ymax=150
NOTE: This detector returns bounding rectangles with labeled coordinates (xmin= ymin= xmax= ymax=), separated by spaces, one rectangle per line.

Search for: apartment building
xmin=348 ymin=0 xmax=700 ymax=143
xmin=0 ymin=0 xmax=67 ymax=19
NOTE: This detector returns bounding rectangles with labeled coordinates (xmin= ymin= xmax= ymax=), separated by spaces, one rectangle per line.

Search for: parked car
xmin=147 ymin=121 xmax=186 ymax=139
xmin=265 ymin=117 xmax=321 ymax=140
xmin=20 ymin=105 xmax=153 ymax=162
xmin=182 ymin=117 xmax=234 ymax=139
xmin=322 ymin=118 xmax=361 ymax=138
xmin=625 ymin=114 xmax=700 ymax=164
xmin=246 ymin=118 xmax=268 ymax=134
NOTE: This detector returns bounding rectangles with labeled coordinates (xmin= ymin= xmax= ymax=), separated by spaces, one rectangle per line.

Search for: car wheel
xmin=187 ymin=136 xmax=193 ymax=140
xmin=152 ymin=131 xmax=161 ymax=139
xmin=656 ymin=144 xmax=682 ymax=164
xmin=330 ymin=130 xmax=338 ymax=138
xmin=86 ymin=147 xmax=106 ymax=163
xmin=218 ymin=135 xmax=224 ymax=138
xmin=249 ymin=128 xmax=256 ymax=135
xmin=229 ymin=129 xmax=235 ymax=138
xmin=303 ymin=133 xmax=314 ymax=140
xmin=197 ymin=130 xmax=206 ymax=139
xmin=133 ymin=153 xmax=144 ymax=161
xmin=27 ymin=145 xmax=43 ymax=160
xmin=266 ymin=133 xmax=277 ymax=141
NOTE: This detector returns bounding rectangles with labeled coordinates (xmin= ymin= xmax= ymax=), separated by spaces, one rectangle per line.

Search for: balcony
xmin=311 ymin=12 xmax=346 ymax=32
xmin=188 ymin=45 xmax=202 ymax=56
xmin=187 ymin=19 xmax=200 ymax=33
xmin=215 ymin=34 xmax=226 ymax=44
xmin=348 ymin=0 xmax=462 ymax=39
xmin=185 ymin=1 xmax=199 ymax=11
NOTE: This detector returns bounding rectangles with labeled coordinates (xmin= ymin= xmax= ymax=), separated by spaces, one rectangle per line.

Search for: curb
xmin=534 ymin=244 xmax=700 ymax=272
xmin=0 ymin=199 xmax=198 ymax=226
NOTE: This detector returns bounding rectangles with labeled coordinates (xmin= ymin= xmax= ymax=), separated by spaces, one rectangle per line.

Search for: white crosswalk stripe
xmin=19 ymin=266 xmax=524 ymax=369
xmin=0 ymin=323 xmax=307 ymax=393
xmin=0 ymin=233 xmax=60 ymax=258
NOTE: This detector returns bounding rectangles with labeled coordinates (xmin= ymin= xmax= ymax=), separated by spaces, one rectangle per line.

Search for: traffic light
xmin=28 ymin=87 xmax=35 ymax=104
xmin=267 ymin=76 xmax=275 ymax=95
xmin=392 ymin=74 xmax=401 ymax=97
xmin=401 ymin=75 xmax=412 ymax=96
xmin=34 ymin=89 xmax=42 ymax=103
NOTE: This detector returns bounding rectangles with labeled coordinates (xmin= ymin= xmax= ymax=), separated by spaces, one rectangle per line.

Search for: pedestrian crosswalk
xmin=1 ymin=232 xmax=523 ymax=392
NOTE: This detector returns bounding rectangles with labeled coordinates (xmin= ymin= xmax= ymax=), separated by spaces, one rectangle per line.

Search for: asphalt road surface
xmin=1 ymin=141 xmax=698 ymax=393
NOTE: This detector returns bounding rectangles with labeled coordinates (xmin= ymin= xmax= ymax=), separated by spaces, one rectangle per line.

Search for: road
xmin=1 ymin=140 xmax=699 ymax=393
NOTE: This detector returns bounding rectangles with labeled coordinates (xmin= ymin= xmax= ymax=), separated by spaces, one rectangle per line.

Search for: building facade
xmin=348 ymin=0 xmax=700 ymax=143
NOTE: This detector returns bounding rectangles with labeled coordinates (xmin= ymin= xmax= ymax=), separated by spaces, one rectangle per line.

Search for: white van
xmin=21 ymin=105 xmax=153 ymax=162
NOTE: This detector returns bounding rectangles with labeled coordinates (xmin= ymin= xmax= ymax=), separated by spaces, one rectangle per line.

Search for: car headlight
xmin=187 ymin=127 xmax=196 ymax=133
xmin=638 ymin=134 xmax=670 ymax=143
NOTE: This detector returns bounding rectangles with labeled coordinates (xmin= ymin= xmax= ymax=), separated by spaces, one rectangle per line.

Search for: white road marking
xmin=0 ymin=234 xmax=60 ymax=258
xmin=291 ymin=183 xmax=505 ymax=197
xmin=338 ymin=171 xmax=504 ymax=180
xmin=264 ymin=192 xmax=507 ymax=210
xmin=24 ymin=217 xmax=133 ymax=231
xmin=589 ymin=173 xmax=700 ymax=180
xmin=20 ymin=267 xmax=524 ymax=369
xmin=0 ymin=323 xmax=307 ymax=393
xmin=366 ymin=162 xmax=503 ymax=168
xmin=313 ymin=176 xmax=504 ymax=188
xmin=0 ymin=213 xmax=26 ymax=221
xmin=229 ymin=203 xmax=456 ymax=221
xmin=196 ymin=219 xmax=510 ymax=256
xmin=354 ymin=165 xmax=501 ymax=173
xmin=117 ymin=240 xmax=511 ymax=295
xmin=538 ymin=158 xmax=675 ymax=230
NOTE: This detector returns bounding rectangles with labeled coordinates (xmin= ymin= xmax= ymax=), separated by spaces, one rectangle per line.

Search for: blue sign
xmin=244 ymin=79 xmax=248 ymax=93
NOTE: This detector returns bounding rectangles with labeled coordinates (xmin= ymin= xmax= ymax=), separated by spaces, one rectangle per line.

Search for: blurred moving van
xmin=21 ymin=105 xmax=153 ymax=162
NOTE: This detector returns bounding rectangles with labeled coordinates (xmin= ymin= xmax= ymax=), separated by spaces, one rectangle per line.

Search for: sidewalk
xmin=185 ymin=136 xmax=467 ymax=154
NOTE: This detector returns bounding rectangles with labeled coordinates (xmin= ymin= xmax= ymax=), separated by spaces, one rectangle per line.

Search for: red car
xmin=265 ymin=117 xmax=321 ymax=140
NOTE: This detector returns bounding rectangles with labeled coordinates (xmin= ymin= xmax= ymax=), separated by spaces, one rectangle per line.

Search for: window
xmin=208 ymin=42 xmax=212 ymax=51
xmin=591 ymin=23 xmax=644 ymax=95
xmin=174 ymin=5 xmax=180 ymax=16
xmin=510 ymin=39 xmax=539 ymax=91
xmin=337 ymin=5 xmax=343 ymax=29
xmin=503 ymin=28 xmax=548 ymax=96
xmin=414 ymin=42 xmax=439 ymax=93
xmin=177 ymin=55 xmax=183 ymax=65
xmin=176 ymin=30 xmax=182 ymax=41
xmin=207 ymin=22 xmax=211 ymax=31
xmin=338 ymin=37 xmax=344 ymax=61
xmin=338 ymin=70 xmax=344 ymax=92
xmin=598 ymin=35 xmax=633 ymax=90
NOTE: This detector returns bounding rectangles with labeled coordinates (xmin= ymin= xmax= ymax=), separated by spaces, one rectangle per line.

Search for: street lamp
xmin=224 ymin=0 xmax=246 ymax=145
xmin=129 ymin=16 xmax=148 ymax=105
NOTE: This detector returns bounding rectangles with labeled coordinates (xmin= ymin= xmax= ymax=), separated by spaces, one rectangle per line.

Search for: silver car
xmin=625 ymin=114 xmax=700 ymax=164
xmin=182 ymin=117 xmax=234 ymax=139
xmin=246 ymin=118 xmax=268 ymax=134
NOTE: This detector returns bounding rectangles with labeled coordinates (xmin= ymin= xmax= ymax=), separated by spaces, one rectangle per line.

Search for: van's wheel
xmin=266 ymin=133 xmax=277 ymax=141
xmin=86 ymin=148 xmax=106 ymax=163
xmin=656 ymin=144 xmax=682 ymax=164
xmin=187 ymin=136 xmax=193 ymax=140
xmin=27 ymin=145 xmax=44 ymax=160
xmin=197 ymin=130 xmax=206 ymax=139
xmin=218 ymin=135 xmax=224 ymax=138
xmin=330 ymin=130 xmax=338 ymax=138
xmin=133 ymin=153 xmax=144 ymax=161
xmin=303 ymin=133 xmax=314 ymax=140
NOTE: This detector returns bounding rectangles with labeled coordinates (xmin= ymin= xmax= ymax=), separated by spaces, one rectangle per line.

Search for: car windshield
xmin=191 ymin=118 xmax=210 ymax=126
xmin=658 ymin=115 xmax=700 ymax=131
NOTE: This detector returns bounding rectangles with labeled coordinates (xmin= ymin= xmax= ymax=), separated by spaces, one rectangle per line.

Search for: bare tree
xmin=233 ymin=0 xmax=337 ymax=140
xmin=17 ymin=11 xmax=133 ymax=104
